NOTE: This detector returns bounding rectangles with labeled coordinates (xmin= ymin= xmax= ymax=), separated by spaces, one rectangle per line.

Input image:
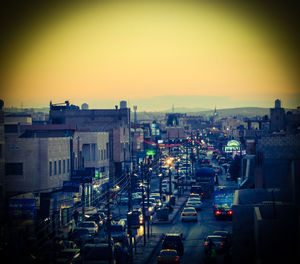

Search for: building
xmin=232 ymin=132 xmax=300 ymax=264
xmin=49 ymin=101 xmax=131 ymax=186
xmin=0 ymin=100 xmax=5 ymax=223
xmin=270 ymin=99 xmax=286 ymax=132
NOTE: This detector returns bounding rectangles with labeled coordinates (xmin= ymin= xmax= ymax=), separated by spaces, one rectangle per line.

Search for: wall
xmin=5 ymin=137 xmax=71 ymax=195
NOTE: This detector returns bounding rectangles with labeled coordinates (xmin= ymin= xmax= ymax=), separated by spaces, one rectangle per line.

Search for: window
xmin=59 ymin=160 xmax=61 ymax=174
xmin=54 ymin=161 xmax=57 ymax=175
xmin=49 ymin=161 xmax=52 ymax=176
xmin=91 ymin=144 xmax=96 ymax=161
xmin=63 ymin=160 xmax=66 ymax=173
xmin=82 ymin=144 xmax=90 ymax=161
xmin=67 ymin=159 xmax=70 ymax=172
xmin=5 ymin=163 xmax=23 ymax=175
xmin=101 ymin=150 xmax=103 ymax=160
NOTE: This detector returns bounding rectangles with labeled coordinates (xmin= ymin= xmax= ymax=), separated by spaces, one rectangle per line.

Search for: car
xmin=186 ymin=198 xmax=203 ymax=210
xmin=162 ymin=233 xmax=184 ymax=256
xmin=84 ymin=213 xmax=104 ymax=228
xmin=69 ymin=228 xmax=93 ymax=247
xmin=204 ymin=235 xmax=226 ymax=254
xmin=77 ymin=221 xmax=98 ymax=235
xmin=213 ymin=231 xmax=231 ymax=250
xmin=189 ymin=193 xmax=201 ymax=200
xmin=81 ymin=243 xmax=114 ymax=264
xmin=157 ymin=249 xmax=180 ymax=263
xmin=180 ymin=207 xmax=197 ymax=222
xmin=56 ymin=248 xmax=81 ymax=264
xmin=110 ymin=220 xmax=127 ymax=244
xmin=140 ymin=201 xmax=156 ymax=214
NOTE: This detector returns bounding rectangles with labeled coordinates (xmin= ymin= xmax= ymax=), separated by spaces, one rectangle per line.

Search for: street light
xmin=158 ymin=172 xmax=163 ymax=200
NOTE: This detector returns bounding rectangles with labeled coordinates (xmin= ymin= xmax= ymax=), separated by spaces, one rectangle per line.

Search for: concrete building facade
xmin=5 ymin=136 xmax=71 ymax=196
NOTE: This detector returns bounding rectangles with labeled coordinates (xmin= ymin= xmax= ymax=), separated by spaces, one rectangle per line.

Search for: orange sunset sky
xmin=1 ymin=0 xmax=299 ymax=111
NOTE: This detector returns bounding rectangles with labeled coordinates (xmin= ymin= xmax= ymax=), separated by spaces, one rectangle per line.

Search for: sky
xmin=1 ymin=0 xmax=299 ymax=111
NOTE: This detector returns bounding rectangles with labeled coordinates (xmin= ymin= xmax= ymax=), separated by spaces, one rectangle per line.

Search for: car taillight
xmin=220 ymin=242 xmax=224 ymax=246
xmin=201 ymin=193 xmax=203 ymax=196
xmin=182 ymin=213 xmax=186 ymax=216
xmin=204 ymin=242 xmax=208 ymax=246
xmin=228 ymin=210 xmax=233 ymax=215
xmin=175 ymin=257 xmax=179 ymax=262
xmin=192 ymin=213 xmax=197 ymax=216
xmin=216 ymin=210 xmax=221 ymax=215
xmin=158 ymin=257 xmax=162 ymax=262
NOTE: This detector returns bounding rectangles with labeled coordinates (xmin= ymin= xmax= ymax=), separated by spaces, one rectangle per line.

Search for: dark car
xmin=84 ymin=213 xmax=104 ymax=229
xmin=69 ymin=228 xmax=93 ymax=247
xmin=213 ymin=231 xmax=231 ymax=250
xmin=81 ymin=243 xmax=114 ymax=263
xmin=56 ymin=248 xmax=81 ymax=264
xmin=162 ymin=233 xmax=184 ymax=256
xmin=204 ymin=235 xmax=225 ymax=254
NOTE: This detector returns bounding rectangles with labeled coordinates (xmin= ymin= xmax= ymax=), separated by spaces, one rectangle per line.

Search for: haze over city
xmin=1 ymin=0 xmax=299 ymax=111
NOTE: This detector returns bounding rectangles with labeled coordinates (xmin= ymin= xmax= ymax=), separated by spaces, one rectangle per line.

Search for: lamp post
xmin=158 ymin=172 xmax=163 ymax=201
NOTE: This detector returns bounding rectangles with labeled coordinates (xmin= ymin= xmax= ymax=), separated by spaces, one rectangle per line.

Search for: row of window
xmin=49 ymin=159 xmax=70 ymax=176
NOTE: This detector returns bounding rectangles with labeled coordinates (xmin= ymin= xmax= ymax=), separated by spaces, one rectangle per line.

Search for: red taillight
xmin=158 ymin=257 xmax=162 ymax=262
xmin=216 ymin=210 xmax=221 ymax=215
xmin=202 ymin=160 xmax=205 ymax=163
xmin=228 ymin=210 xmax=233 ymax=215
xmin=175 ymin=257 xmax=179 ymax=262
xmin=204 ymin=242 xmax=208 ymax=246
xmin=220 ymin=242 xmax=224 ymax=246
xmin=201 ymin=193 xmax=203 ymax=196
xmin=192 ymin=213 xmax=197 ymax=216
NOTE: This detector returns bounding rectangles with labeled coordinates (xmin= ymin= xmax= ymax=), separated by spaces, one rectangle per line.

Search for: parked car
xmin=77 ymin=221 xmax=98 ymax=235
xmin=157 ymin=249 xmax=180 ymax=263
xmin=69 ymin=228 xmax=93 ymax=247
xmin=56 ymin=248 xmax=81 ymax=264
xmin=162 ymin=233 xmax=184 ymax=256
xmin=204 ymin=235 xmax=226 ymax=254
xmin=186 ymin=198 xmax=202 ymax=211
xmin=110 ymin=220 xmax=127 ymax=244
xmin=81 ymin=243 xmax=114 ymax=264
xmin=180 ymin=207 xmax=197 ymax=222
xmin=84 ymin=213 xmax=104 ymax=229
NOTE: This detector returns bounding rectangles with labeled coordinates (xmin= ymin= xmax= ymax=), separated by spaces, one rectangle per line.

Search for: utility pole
xmin=147 ymin=168 xmax=152 ymax=239
xmin=107 ymin=184 xmax=112 ymax=264
xmin=82 ymin=183 xmax=85 ymax=217
xmin=141 ymin=178 xmax=146 ymax=246
xmin=168 ymin=167 xmax=172 ymax=195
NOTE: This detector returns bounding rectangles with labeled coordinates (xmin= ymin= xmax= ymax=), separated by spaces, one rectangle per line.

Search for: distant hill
xmin=198 ymin=107 xmax=270 ymax=118
xmin=135 ymin=107 xmax=273 ymax=121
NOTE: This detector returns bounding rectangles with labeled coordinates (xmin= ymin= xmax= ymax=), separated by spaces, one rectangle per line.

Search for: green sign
xmin=146 ymin=149 xmax=156 ymax=156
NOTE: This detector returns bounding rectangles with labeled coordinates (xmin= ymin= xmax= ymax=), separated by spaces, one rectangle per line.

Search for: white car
xmin=186 ymin=198 xmax=202 ymax=210
xmin=181 ymin=207 xmax=198 ymax=222
xmin=77 ymin=221 xmax=98 ymax=235
xmin=189 ymin=193 xmax=201 ymax=200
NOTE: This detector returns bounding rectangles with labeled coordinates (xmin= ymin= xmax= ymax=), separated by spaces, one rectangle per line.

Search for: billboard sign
xmin=9 ymin=198 xmax=37 ymax=220
xmin=224 ymin=140 xmax=240 ymax=153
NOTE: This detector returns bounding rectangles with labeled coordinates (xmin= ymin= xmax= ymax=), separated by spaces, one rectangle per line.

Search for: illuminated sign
xmin=146 ymin=149 xmax=156 ymax=156
xmin=224 ymin=140 xmax=240 ymax=153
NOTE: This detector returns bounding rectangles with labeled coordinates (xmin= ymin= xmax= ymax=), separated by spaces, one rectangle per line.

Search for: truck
xmin=213 ymin=187 xmax=235 ymax=219
xmin=193 ymin=167 xmax=215 ymax=198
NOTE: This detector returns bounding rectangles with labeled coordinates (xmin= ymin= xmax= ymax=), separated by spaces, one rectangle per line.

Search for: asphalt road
xmin=148 ymin=167 xmax=236 ymax=264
